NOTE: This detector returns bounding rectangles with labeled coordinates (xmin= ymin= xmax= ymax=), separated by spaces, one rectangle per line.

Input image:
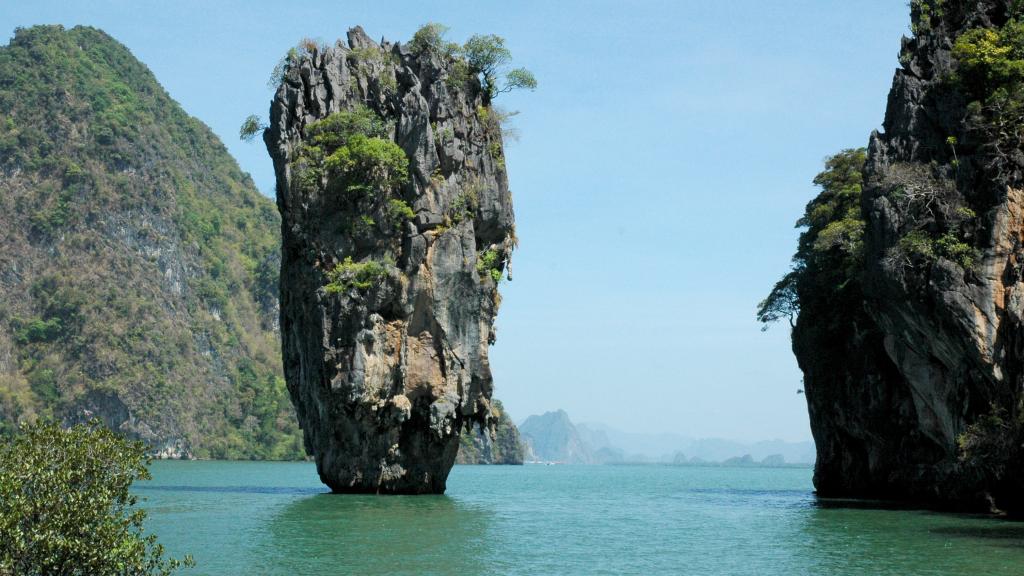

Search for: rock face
xmin=798 ymin=0 xmax=1024 ymax=510
xmin=0 ymin=26 xmax=301 ymax=459
xmin=455 ymin=400 xmax=525 ymax=465
xmin=519 ymin=410 xmax=595 ymax=464
xmin=265 ymin=28 xmax=515 ymax=493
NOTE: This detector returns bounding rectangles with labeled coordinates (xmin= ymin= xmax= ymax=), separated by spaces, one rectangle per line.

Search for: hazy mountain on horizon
xmin=577 ymin=421 xmax=816 ymax=464
xmin=519 ymin=411 xmax=815 ymax=464
xmin=518 ymin=410 xmax=595 ymax=464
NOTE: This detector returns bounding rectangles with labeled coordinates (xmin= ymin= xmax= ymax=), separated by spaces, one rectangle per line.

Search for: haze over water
xmin=140 ymin=462 xmax=1024 ymax=575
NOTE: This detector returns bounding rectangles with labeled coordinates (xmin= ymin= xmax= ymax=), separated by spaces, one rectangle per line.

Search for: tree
xmin=462 ymin=34 xmax=537 ymax=99
xmin=239 ymin=114 xmax=266 ymax=142
xmin=408 ymin=23 xmax=459 ymax=57
xmin=756 ymin=270 xmax=800 ymax=328
xmin=0 ymin=420 xmax=192 ymax=575
xmin=757 ymin=148 xmax=867 ymax=329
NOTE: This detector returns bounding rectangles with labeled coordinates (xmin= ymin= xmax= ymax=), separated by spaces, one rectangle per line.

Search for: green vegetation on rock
xmin=0 ymin=420 xmax=192 ymax=575
xmin=758 ymin=149 xmax=867 ymax=327
xmin=325 ymin=257 xmax=388 ymax=293
xmin=408 ymin=23 xmax=537 ymax=100
xmin=949 ymin=11 xmax=1024 ymax=167
xmin=476 ymin=249 xmax=504 ymax=283
xmin=0 ymin=25 xmax=301 ymax=459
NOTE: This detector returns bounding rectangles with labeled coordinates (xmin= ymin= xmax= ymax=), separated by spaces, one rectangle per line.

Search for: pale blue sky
xmin=2 ymin=1 xmax=909 ymax=442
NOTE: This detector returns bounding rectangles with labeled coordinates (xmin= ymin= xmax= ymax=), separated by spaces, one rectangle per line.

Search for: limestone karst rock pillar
xmin=795 ymin=0 xmax=1024 ymax=511
xmin=265 ymin=27 xmax=515 ymax=493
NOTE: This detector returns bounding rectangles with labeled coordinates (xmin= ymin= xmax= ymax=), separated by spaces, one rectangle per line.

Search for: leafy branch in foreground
xmin=0 ymin=420 xmax=193 ymax=575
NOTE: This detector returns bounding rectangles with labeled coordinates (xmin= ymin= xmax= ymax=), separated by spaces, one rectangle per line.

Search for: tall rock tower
xmin=781 ymin=0 xmax=1024 ymax=513
xmin=265 ymin=27 xmax=516 ymax=493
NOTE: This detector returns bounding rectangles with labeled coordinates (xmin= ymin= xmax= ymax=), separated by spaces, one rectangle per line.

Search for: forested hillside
xmin=0 ymin=25 xmax=302 ymax=459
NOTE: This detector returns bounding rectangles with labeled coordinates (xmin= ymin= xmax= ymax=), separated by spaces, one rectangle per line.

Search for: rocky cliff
xmin=0 ymin=26 xmax=302 ymax=458
xmin=768 ymin=0 xmax=1024 ymax=512
xmin=519 ymin=410 xmax=595 ymax=464
xmin=455 ymin=400 xmax=524 ymax=465
xmin=265 ymin=28 xmax=517 ymax=493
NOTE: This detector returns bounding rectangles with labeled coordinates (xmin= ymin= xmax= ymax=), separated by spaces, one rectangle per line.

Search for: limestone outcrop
xmin=793 ymin=0 xmax=1024 ymax=512
xmin=265 ymin=27 xmax=516 ymax=493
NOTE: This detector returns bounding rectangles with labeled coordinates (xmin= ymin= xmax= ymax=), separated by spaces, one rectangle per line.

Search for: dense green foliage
xmin=408 ymin=23 xmax=537 ymax=100
xmin=324 ymin=134 xmax=408 ymax=195
xmin=463 ymin=34 xmax=537 ymax=98
xmin=950 ymin=12 xmax=1024 ymax=164
xmin=324 ymin=257 xmax=388 ymax=293
xmin=758 ymin=149 xmax=867 ymax=327
xmin=476 ymin=249 xmax=504 ymax=283
xmin=0 ymin=420 xmax=192 ymax=575
xmin=294 ymin=106 xmax=406 ymax=199
xmin=288 ymin=107 xmax=410 ymax=294
xmin=0 ymin=26 xmax=301 ymax=459
xmin=408 ymin=23 xmax=460 ymax=57
xmin=953 ymin=19 xmax=1024 ymax=99
xmin=910 ymin=0 xmax=948 ymax=35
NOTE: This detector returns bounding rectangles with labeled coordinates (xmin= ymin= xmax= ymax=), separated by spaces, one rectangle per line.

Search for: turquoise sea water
xmin=139 ymin=461 xmax=1024 ymax=575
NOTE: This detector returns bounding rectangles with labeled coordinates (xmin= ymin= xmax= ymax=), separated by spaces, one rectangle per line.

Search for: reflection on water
xmin=261 ymin=494 xmax=494 ymax=576
xmin=137 ymin=485 xmax=323 ymax=495
xmin=798 ymin=502 xmax=1024 ymax=575
xmin=929 ymin=524 xmax=1024 ymax=546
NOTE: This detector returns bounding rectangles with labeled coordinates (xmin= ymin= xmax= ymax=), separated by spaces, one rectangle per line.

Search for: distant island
xmin=516 ymin=410 xmax=814 ymax=466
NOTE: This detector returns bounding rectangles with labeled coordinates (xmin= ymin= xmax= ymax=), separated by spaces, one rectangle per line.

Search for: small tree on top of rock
xmin=462 ymin=34 xmax=537 ymax=99
xmin=407 ymin=24 xmax=537 ymax=100
xmin=408 ymin=22 xmax=460 ymax=58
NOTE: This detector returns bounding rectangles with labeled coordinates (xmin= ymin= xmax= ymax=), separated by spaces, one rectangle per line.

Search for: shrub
xmin=898 ymin=230 xmax=935 ymax=260
xmin=268 ymin=47 xmax=299 ymax=89
xmin=935 ymin=231 xmax=977 ymax=268
xmin=409 ymin=23 xmax=459 ymax=57
xmin=956 ymin=206 xmax=977 ymax=219
xmin=0 ymin=420 xmax=192 ymax=575
xmin=348 ymin=46 xmax=382 ymax=65
xmin=324 ymin=134 xmax=408 ymax=196
xmin=890 ymin=229 xmax=976 ymax=269
xmin=305 ymin=106 xmax=388 ymax=150
xmin=387 ymin=199 xmax=416 ymax=231
xmin=911 ymin=0 xmax=947 ymax=35
xmin=449 ymin=187 xmax=479 ymax=224
xmin=949 ymin=18 xmax=1024 ymax=160
xmin=293 ymin=106 xmax=407 ymax=199
xmin=958 ymin=404 xmax=1022 ymax=495
xmin=476 ymin=249 xmax=503 ymax=283
xmin=504 ymin=67 xmax=538 ymax=92
xmin=12 ymin=316 xmax=63 ymax=344
xmin=325 ymin=257 xmax=387 ymax=293
xmin=953 ymin=24 xmax=1024 ymax=98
